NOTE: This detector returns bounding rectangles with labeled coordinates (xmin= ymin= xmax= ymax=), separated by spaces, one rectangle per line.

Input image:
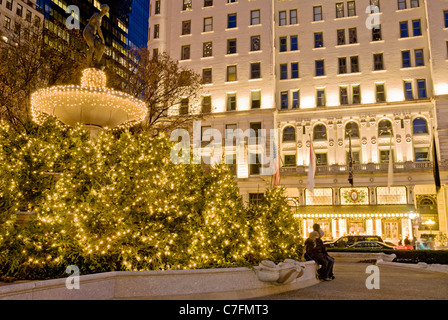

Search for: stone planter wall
xmin=0 ymin=261 xmax=319 ymax=300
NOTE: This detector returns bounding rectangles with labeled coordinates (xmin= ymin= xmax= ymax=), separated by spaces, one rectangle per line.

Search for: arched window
xmin=378 ymin=119 xmax=393 ymax=136
xmin=413 ymin=117 xmax=428 ymax=134
xmin=345 ymin=122 xmax=359 ymax=139
xmin=283 ymin=126 xmax=296 ymax=142
xmin=313 ymin=124 xmax=327 ymax=140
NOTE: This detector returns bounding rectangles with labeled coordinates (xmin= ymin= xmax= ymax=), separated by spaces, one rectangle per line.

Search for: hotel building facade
xmin=148 ymin=0 xmax=448 ymax=244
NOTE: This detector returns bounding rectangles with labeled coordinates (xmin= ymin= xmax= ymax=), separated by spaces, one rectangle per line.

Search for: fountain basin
xmin=31 ymin=69 xmax=147 ymax=132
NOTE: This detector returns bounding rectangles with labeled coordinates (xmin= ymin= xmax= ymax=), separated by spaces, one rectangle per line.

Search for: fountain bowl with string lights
xmin=31 ymin=68 xmax=147 ymax=137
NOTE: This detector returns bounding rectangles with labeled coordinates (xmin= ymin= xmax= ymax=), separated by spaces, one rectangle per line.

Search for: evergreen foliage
xmin=0 ymin=119 xmax=302 ymax=281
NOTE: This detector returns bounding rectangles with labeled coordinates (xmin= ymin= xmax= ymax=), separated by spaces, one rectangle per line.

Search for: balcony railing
xmin=280 ymin=161 xmax=437 ymax=175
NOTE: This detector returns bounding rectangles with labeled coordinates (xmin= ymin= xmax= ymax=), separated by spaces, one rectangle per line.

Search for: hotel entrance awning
xmin=295 ymin=204 xmax=417 ymax=219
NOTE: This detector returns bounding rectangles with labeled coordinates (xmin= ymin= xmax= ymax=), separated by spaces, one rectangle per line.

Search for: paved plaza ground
xmin=259 ymin=262 xmax=448 ymax=300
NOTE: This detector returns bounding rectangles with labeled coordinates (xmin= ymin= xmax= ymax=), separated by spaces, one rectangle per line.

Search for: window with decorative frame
xmin=376 ymin=186 xmax=407 ymax=204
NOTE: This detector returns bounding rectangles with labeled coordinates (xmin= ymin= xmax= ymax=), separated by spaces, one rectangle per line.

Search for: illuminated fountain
xmin=31 ymin=68 xmax=147 ymax=137
xmin=30 ymin=4 xmax=147 ymax=137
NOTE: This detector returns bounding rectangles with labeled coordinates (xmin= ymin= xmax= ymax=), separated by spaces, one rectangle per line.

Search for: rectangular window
xmin=182 ymin=20 xmax=191 ymax=35
xmin=179 ymin=98 xmax=189 ymax=115
xmin=204 ymin=0 xmax=213 ymax=7
xmin=251 ymin=35 xmax=261 ymax=51
xmin=337 ymin=29 xmax=346 ymax=45
xmin=202 ymin=68 xmax=212 ymax=84
xmin=347 ymin=151 xmax=360 ymax=164
xmin=380 ymin=150 xmax=393 ymax=163
xmin=290 ymin=35 xmax=298 ymax=51
xmin=251 ymin=10 xmax=260 ymax=25
xmin=182 ymin=0 xmax=192 ymax=11
xmin=16 ymin=4 xmax=23 ymax=16
xmin=315 ymin=60 xmax=325 ymax=76
xmin=203 ymin=41 xmax=212 ymax=57
xmin=414 ymin=147 xmax=429 ymax=161
xmin=279 ymin=37 xmax=287 ymax=52
xmin=350 ymin=56 xmax=359 ymax=73
xmin=250 ymin=122 xmax=262 ymax=139
xmin=154 ymin=0 xmax=161 ymax=14
xmin=203 ymin=17 xmax=213 ymax=32
xmin=292 ymin=90 xmax=300 ymax=109
xmin=249 ymin=153 xmax=261 ymax=175
xmin=227 ymin=93 xmax=236 ymax=111
xmin=314 ymin=32 xmax=324 ymax=48
xmin=280 ymin=64 xmax=288 ymax=80
xmin=372 ymin=25 xmax=382 ymax=41
xmin=316 ymin=89 xmax=326 ymax=107
xmin=281 ymin=91 xmax=288 ymax=109
xmin=284 ymin=155 xmax=296 ymax=167
xmin=227 ymin=13 xmax=237 ymax=28
xmin=227 ymin=38 xmax=237 ymax=54
xmin=154 ymin=24 xmax=160 ymax=38
xmin=398 ymin=0 xmax=406 ymax=10
xmin=347 ymin=1 xmax=356 ymax=16
xmin=290 ymin=9 xmax=298 ymax=24
xmin=226 ymin=65 xmax=237 ymax=81
xmin=279 ymin=11 xmax=286 ymax=26
xmin=291 ymin=62 xmax=299 ymax=78
xmin=352 ymin=85 xmax=361 ymax=104
xmin=6 ymin=0 xmax=13 ymax=10
xmin=338 ymin=57 xmax=347 ymax=74
xmin=340 ymin=87 xmax=349 ymax=105
xmin=400 ymin=21 xmax=409 ymax=38
xmin=411 ymin=0 xmax=419 ymax=8
xmin=415 ymin=49 xmax=424 ymax=66
xmin=412 ymin=19 xmax=422 ymax=36
xmin=181 ymin=45 xmax=190 ymax=60
xmin=445 ymin=11 xmax=448 ymax=28
xmin=370 ymin=0 xmax=380 ymax=12
xmin=316 ymin=153 xmax=328 ymax=166
xmin=404 ymin=81 xmax=413 ymax=100
xmin=373 ymin=53 xmax=384 ymax=70
xmin=202 ymin=96 xmax=212 ymax=113
xmin=250 ymin=62 xmax=261 ymax=79
xmin=376 ymin=83 xmax=386 ymax=102
xmin=249 ymin=193 xmax=264 ymax=205
xmin=336 ymin=2 xmax=344 ymax=18
xmin=251 ymin=91 xmax=261 ymax=109
xmin=349 ymin=27 xmax=357 ymax=44
xmin=313 ymin=6 xmax=323 ymax=21
xmin=225 ymin=153 xmax=237 ymax=175
xmin=417 ymin=79 xmax=427 ymax=99
xmin=402 ymin=50 xmax=411 ymax=68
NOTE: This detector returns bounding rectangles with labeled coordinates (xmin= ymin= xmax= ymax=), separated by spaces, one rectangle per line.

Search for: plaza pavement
xmin=259 ymin=261 xmax=448 ymax=300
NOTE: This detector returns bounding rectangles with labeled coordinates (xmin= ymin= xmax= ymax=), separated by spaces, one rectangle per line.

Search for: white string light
xmin=31 ymin=68 xmax=147 ymax=130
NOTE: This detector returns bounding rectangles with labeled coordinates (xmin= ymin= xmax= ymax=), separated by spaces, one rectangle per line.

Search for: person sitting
xmin=304 ymin=224 xmax=335 ymax=281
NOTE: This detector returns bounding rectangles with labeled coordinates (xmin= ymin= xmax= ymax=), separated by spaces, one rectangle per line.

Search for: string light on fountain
xmin=81 ymin=68 xmax=107 ymax=88
xmin=30 ymin=68 xmax=147 ymax=137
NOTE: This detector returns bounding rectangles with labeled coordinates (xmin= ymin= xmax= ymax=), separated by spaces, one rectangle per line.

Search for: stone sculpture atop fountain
xmin=83 ymin=4 xmax=110 ymax=68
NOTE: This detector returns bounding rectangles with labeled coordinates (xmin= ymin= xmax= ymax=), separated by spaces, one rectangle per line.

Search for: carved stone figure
xmin=83 ymin=4 xmax=110 ymax=68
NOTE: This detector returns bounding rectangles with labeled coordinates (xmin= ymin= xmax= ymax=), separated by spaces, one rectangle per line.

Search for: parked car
xmin=348 ymin=241 xmax=395 ymax=250
xmin=325 ymin=235 xmax=384 ymax=248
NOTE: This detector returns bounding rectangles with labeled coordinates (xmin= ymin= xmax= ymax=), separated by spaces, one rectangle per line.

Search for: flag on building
xmin=272 ymin=141 xmax=281 ymax=187
xmin=348 ymin=132 xmax=354 ymax=186
xmin=432 ymin=133 xmax=441 ymax=193
xmin=307 ymin=140 xmax=317 ymax=192
xmin=387 ymin=135 xmax=394 ymax=189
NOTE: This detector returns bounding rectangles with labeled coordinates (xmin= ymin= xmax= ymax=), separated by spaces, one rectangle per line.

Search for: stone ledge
xmin=0 ymin=261 xmax=319 ymax=300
